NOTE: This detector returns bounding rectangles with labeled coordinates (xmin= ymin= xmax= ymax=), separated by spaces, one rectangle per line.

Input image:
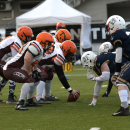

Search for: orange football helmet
xmin=55 ymin=29 xmax=71 ymax=43
xmin=17 ymin=26 xmax=33 ymax=43
xmin=60 ymin=40 xmax=77 ymax=56
xmin=36 ymin=32 xmax=54 ymax=48
xmin=56 ymin=22 xmax=66 ymax=31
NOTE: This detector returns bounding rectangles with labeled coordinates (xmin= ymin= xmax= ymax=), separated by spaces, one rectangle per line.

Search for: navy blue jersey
xmin=110 ymin=29 xmax=130 ymax=60
xmin=116 ymin=61 xmax=130 ymax=84
xmin=94 ymin=53 xmax=127 ymax=75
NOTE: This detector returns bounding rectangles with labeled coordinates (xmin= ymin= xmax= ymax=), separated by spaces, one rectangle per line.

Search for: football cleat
xmin=36 ymin=98 xmax=51 ymax=104
xmin=15 ymin=104 xmax=29 ymax=110
xmin=25 ymin=98 xmax=42 ymax=107
xmin=112 ymin=106 xmax=130 ymax=116
xmin=15 ymin=99 xmax=28 ymax=110
xmin=6 ymin=94 xmax=18 ymax=104
xmin=45 ymin=95 xmax=59 ymax=101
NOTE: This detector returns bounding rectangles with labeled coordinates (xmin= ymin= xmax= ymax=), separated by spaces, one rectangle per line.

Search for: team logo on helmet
xmin=110 ymin=18 xmax=116 ymax=25
xmin=104 ymin=44 xmax=109 ymax=49
xmin=83 ymin=57 xmax=87 ymax=62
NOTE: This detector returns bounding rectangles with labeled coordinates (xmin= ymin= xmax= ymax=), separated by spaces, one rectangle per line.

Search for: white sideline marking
xmin=101 ymin=85 xmax=107 ymax=87
xmin=90 ymin=127 xmax=100 ymax=130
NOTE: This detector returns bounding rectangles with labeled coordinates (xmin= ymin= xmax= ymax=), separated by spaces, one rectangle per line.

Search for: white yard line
xmin=101 ymin=85 xmax=107 ymax=87
xmin=90 ymin=128 xmax=100 ymax=130
xmin=54 ymin=74 xmax=86 ymax=77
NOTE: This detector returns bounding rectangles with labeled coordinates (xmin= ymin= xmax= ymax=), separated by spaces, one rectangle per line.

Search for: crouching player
xmin=81 ymin=51 xmax=130 ymax=116
xmin=3 ymin=32 xmax=54 ymax=110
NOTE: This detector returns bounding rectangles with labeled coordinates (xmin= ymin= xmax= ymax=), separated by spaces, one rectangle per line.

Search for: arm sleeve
xmin=54 ymin=62 xmax=71 ymax=90
xmin=115 ymin=41 xmax=122 ymax=72
xmin=115 ymin=47 xmax=122 ymax=72
xmin=95 ymin=71 xmax=110 ymax=81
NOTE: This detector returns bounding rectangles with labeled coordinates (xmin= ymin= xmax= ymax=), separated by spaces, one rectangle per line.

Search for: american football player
xmin=51 ymin=22 xmax=66 ymax=36
xmin=0 ymin=26 xmax=33 ymax=104
xmin=99 ymin=42 xmax=114 ymax=97
xmin=99 ymin=42 xmax=114 ymax=54
xmin=81 ymin=51 xmax=130 ymax=116
xmin=36 ymin=40 xmax=80 ymax=103
xmin=105 ymin=15 xmax=130 ymax=116
xmin=54 ymin=29 xmax=71 ymax=43
xmin=36 ymin=29 xmax=72 ymax=103
xmin=50 ymin=22 xmax=70 ymax=81
xmin=56 ymin=22 xmax=66 ymax=31
xmin=3 ymin=32 xmax=54 ymax=110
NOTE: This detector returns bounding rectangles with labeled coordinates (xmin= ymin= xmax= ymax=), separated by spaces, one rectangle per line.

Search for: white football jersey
xmin=3 ymin=40 xmax=43 ymax=70
xmin=39 ymin=42 xmax=65 ymax=69
xmin=53 ymin=35 xmax=59 ymax=43
xmin=0 ymin=36 xmax=22 ymax=61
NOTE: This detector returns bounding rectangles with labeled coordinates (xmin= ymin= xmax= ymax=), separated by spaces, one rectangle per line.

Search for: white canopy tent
xmin=16 ymin=0 xmax=91 ymax=55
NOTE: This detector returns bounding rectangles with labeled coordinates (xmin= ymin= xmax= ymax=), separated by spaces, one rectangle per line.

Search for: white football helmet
xmin=81 ymin=51 xmax=97 ymax=69
xmin=105 ymin=15 xmax=126 ymax=35
xmin=99 ymin=42 xmax=113 ymax=54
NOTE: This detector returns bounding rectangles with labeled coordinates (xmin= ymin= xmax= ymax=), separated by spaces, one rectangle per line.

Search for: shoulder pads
xmin=28 ymin=45 xmax=39 ymax=56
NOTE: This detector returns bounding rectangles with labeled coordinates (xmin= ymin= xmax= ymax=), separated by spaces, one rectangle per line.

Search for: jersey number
xmin=126 ymin=32 xmax=130 ymax=36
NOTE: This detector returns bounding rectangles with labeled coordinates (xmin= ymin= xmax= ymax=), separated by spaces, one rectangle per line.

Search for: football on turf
xmin=67 ymin=90 xmax=80 ymax=102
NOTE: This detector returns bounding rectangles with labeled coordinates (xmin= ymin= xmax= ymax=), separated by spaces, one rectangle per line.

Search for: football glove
xmin=89 ymin=98 xmax=97 ymax=106
xmin=87 ymin=73 xmax=96 ymax=81
xmin=102 ymin=91 xmax=109 ymax=97
xmin=89 ymin=100 xmax=96 ymax=106
xmin=29 ymin=70 xmax=41 ymax=81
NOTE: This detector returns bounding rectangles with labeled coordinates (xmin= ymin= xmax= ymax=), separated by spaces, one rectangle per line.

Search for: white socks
xmin=19 ymin=83 xmax=31 ymax=100
xmin=45 ymin=80 xmax=52 ymax=97
xmin=118 ymin=90 xmax=128 ymax=108
xmin=36 ymin=81 xmax=45 ymax=101
xmin=27 ymin=82 xmax=39 ymax=99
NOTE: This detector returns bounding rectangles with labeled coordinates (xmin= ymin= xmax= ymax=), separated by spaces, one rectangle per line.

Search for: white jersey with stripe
xmin=39 ymin=42 xmax=65 ymax=69
xmin=3 ymin=40 xmax=43 ymax=70
xmin=0 ymin=36 xmax=22 ymax=60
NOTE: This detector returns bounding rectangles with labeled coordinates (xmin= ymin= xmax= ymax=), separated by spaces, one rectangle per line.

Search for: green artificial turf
xmin=0 ymin=65 xmax=130 ymax=130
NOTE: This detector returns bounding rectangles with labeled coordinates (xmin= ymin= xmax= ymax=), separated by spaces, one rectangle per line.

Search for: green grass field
xmin=0 ymin=65 xmax=130 ymax=130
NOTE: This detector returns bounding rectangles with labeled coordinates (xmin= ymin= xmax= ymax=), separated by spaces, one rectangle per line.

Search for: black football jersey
xmin=110 ymin=29 xmax=130 ymax=60
xmin=94 ymin=53 xmax=127 ymax=75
